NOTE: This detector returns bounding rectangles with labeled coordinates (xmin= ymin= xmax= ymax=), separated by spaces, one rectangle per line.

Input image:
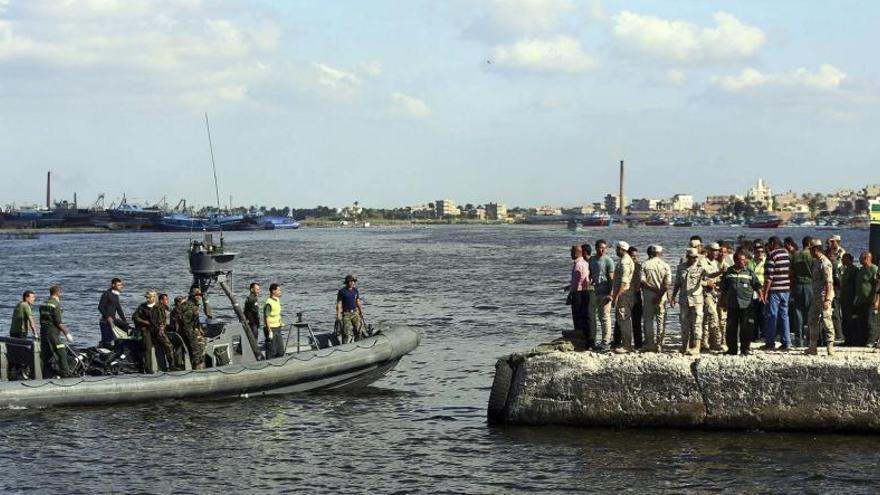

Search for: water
xmin=1 ymin=225 xmax=879 ymax=494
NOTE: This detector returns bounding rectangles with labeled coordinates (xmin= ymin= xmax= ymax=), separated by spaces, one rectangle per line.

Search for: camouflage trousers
xmin=701 ymin=292 xmax=722 ymax=350
xmin=680 ymin=302 xmax=703 ymax=352
xmin=808 ymin=300 xmax=834 ymax=347
xmin=181 ymin=326 xmax=206 ymax=367
xmin=338 ymin=311 xmax=362 ymax=344
xmin=641 ymin=293 xmax=666 ymax=351
xmin=143 ymin=326 xmax=176 ymax=372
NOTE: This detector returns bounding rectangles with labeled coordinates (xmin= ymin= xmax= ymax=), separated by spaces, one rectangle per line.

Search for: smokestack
xmin=46 ymin=171 xmax=51 ymax=209
xmin=618 ymin=160 xmax=624 ymax=216
xmin=74 ymin=192 xmax=77 ymax=210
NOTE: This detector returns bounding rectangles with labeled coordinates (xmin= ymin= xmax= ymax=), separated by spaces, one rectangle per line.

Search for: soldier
xmin=701 ymin=242 xmax=723 ymax=352
xmin=806 ymin=239 xmax=835 ymax=356
xmin=611 ymin=241 xmax=635 ymax=353
xmin=717 ymin=241 xmax=733 ymax=336
xmin=133 ymin=291 xmax=176 ymax=373
xmin=336 ymin=275 xmax=366 ymax=344
xmin=853 ymin=252 xmax=879 ymax=346
xmin=9 ymin=290 xmax=37 ymax=339
xmin=174 ymin=289 xmax=206 ymax=369
xmin=789 ymin=236 xmax=814 ymax=347
xmin=672 ymin=248 xmax=722 ymax=355
xmin=39 ymin=285 xmax=75 ymax=378
xmin=263 ymin=283 xmax=285 ymax=358
xmin=640 ymin=245 xmax=671 ymax=352
xmin=839 ymin=253 xmax=858 ymax=345
xmin=244 ymin=282 xmax=262 ymax=341
xmin=827 ymin=235 xmax=845 ymax=342
xmin=720 ymin=251 xmax=764 ymax=356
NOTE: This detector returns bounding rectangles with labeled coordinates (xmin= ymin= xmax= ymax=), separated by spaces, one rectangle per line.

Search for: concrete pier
xmin=488 ymin=342 xmax=880 ymax=432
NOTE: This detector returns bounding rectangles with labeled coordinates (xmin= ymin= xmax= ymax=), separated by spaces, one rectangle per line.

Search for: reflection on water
xmin=1 ymin=225 xmax=878 ymax=493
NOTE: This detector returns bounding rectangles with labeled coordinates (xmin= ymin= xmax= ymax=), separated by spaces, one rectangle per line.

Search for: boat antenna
xmin=204 ymin=112 xmax=224 ymax=247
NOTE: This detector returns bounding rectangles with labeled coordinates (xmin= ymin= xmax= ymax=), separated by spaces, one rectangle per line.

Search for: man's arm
xmin=263 ymin=303 xmax=273 ymax=338
xmin=356 ymin=297 xmax=365 ymax=317
xmin=132 ymin=307 xmax=150 ymax=327
xmin=54 ymin=305 xmax=72 ymax=342
xmin=335 ymin=300 xmax=343 ymax=321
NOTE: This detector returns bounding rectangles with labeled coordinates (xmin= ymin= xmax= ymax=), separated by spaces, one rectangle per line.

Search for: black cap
xmin=344 ymin=274 xmax=357 ymax=283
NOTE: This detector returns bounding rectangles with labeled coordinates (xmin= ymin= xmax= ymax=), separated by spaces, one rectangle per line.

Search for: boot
xmin=804 ymin=344 xmax=818 ymax=356
xmin=826 ymin=343 xmax=836 ymax=356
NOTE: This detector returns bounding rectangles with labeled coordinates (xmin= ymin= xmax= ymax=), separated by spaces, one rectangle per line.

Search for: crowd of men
xmin=566 ymin=234 xmax=880 ymax=357
xmin=8 ymin=274 xmax=367 ymax=378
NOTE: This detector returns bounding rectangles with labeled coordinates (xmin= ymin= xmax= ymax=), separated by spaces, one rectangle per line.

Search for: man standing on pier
xmin=851 ymin=252 xmax=878 ymax=346
xmin=701 ymin=243 xmax=723 ymax=352
xmin=611 ymin=241 xmax=635 ymax=353
xmin=806 ymin=239 xmax=835 ymax=356
xmin=98 ymin=278 xmax=129 ymax=347
xmin=673 ymin=248 xmax=723 ymax=355
xmin=789 ymin=237 xmax=814 ymax=346
xmin=591 ymin=239 xmax=615 ymax=351
xmin=721 ymin=252 xmax=764 ymax=356
xmin=566 ymin=245 xmax=592 ymax=349
xmin=827 ymin=235 xmax=845 ymax=342
xmin=640 ymin=245 xmax=671 ymax=352
xmin=763 ymin=236 xmax=792 ymax=351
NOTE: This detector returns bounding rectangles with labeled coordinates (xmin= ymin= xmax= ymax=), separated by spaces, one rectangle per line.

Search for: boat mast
xmin=204 ymin=112 xmax=225 ymax=246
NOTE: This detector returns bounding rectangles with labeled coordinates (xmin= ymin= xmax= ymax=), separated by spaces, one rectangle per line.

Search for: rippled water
xmin=2 ymin=225 xmax=879 ymax=494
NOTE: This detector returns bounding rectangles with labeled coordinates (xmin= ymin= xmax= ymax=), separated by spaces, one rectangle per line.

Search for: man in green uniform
xmin=787 ymin=237 xmax=813 ymax=347
xmin=244 ymin=282 xmax=262 ymax=341
xmin=10 ymin=290 xmax=37 ymax=339
xmin=853 ymin=252 xmax=879 ymax=346
xmin=806 ymin=239 xmax=836 ymax=356
xmin=720 ymin=252 xmax=764 ymax=355
xmin=133 ymin=291 xmax=176 ymax=372
xmin=173 ymin=289 xmax=206 ymax=369
xmin=39 ymin=285 xmax=75 ymax=377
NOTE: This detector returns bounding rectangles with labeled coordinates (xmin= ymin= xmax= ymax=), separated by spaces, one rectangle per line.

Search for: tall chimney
xmin=46 ymin=171 xmax=51 ymax=209
xmin=618 ymin=160 xmax=624 ymax=216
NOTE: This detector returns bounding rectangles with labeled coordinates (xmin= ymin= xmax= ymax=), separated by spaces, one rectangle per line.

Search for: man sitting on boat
xmin=336 ymin=275 xmax=365 ymax=344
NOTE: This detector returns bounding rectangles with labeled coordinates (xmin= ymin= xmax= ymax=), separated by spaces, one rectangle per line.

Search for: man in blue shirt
xmin=336 ymin=274 xmax=365 ymax=344
xmin=590 ymin=239 xmax=615 ymax=351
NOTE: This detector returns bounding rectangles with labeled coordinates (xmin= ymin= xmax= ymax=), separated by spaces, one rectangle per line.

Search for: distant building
xmin=864 ymin=184 xmax=880 ymax=198
xmin=773 ymin=191 xmax=798 ymax=211
xmin=670 ymin=194 xmax=694 ymax=212
xmin=435 ymin=199 xmax=458 ymax=218
xmin=630 ymin=198 xmax=660 ymax=211
xmin=746 ymin=178 xmax=773 ymax=212
xmin=485 ymin=202 xmax=507 ymax=221
xmin=534 ymin=205 xmax=562 ymax=216
xmin=604 ymin=194 xmax=627 ymax=214
xmin=562 ymin=205 xmax=595 ymax=216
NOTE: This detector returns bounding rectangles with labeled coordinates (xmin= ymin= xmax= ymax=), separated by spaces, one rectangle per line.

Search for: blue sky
xmin=0 ymin=0 xmax=877 ymax=209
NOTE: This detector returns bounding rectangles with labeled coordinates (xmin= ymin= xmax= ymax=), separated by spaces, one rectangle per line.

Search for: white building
xmin=435 ymin=199 xmax=459 ymax=218
xmin=670 ymin=194 xmax=694 ymax=212
xmin=746 ymin=178 xmax=774 ymax=212
xmin=485 ymin=202 xmax=508 ymax=221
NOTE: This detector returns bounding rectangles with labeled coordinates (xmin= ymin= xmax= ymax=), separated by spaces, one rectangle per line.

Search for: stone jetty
xmin=488 ymin=341 xmax=880 ymax=432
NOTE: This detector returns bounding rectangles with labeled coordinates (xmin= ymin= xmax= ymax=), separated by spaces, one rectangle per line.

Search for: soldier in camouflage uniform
xmin=173 ymin=290 xmax=206 ymax=369
xmin=807 ymin=239 xmax=836 ymax=356
xmin=827 ymin=235 xmax=845 ymax=341
xmin=673 ymin=248 xmax=722 ymax=355
xmin=701 ymin=243 xmax=724 ymax=352
xmin=133 ymin=290 xmax=176 ymax=372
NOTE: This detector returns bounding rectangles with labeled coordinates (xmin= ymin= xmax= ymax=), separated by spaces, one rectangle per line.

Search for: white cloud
xmin=392 ymin=92 xmax=431 ymax=118
xmin=313 ymin=63 xmax=361 ymax=96
xmin=360 ymin=60 xmax=383 ymax=77
xmin=713 ymin=65 xmax=847 ymax=92
xmin=464 ymin=0 xmax=575 ymax=41
xmin=491 ymin=36 xmax=596 ymax=75
xmin=612 ymin=10 xmax=765 ymax=65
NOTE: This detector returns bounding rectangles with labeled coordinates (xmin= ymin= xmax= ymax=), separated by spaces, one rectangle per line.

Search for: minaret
xmin=618 ymin=160 xmax=624 ymax=216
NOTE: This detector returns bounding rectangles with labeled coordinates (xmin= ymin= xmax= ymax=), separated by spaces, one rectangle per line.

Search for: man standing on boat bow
xmin=336 ymin=275 xmax=365 ymax=344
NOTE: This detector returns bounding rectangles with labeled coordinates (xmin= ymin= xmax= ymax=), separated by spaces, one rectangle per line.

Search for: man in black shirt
xmin=243 ymin=282 xmax=262 ymax=341
xmin=98 ymin=277 xmax=129 ymax=347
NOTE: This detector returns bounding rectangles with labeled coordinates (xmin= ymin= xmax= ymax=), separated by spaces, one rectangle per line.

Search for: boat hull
xmin=0 ymin=326 xmax=419 ymax=408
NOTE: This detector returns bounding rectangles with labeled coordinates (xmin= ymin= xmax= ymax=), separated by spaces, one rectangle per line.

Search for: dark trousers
xmin=632 ymin=293 xmax=643 ymax=349
xmin=570 ymin=290 xmax=594 ymax=348
xmin=265 ymin=327 xmax=285 ymax=359
xmin=790 ymin=283 xmax=811 ymax=346
xmin=726 ymin=306 xmax=752 ymax=355
xmin=41 ymin=328 xmax=72 ymax=377
xmin=752 ymin=299 xmax=765 ymax=340
xmin=99 ymin=319 xmax=114 ymax=346
xmin=841 ymin=299 xmax=856 ymax=344
xmin=852 ymin=303 xmax=875 ymax=346
xmin=832 ymin=297 xmax=843 ymax=340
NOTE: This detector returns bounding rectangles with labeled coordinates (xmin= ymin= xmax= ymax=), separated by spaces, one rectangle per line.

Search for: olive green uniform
xmin=134 ymin=302 xmax=176 ymax=372
xmin=9 ymin=301 xmax=33 ymax=339
xmin=172 ymin=300 xmax=205 ymax=368
xmin=809 ymin=254 xmax=835 ymax=347
xmin=701 ymin=258 xmax=723 ymax=351
xmin=39 ymin=298 xmax=72 ymax=377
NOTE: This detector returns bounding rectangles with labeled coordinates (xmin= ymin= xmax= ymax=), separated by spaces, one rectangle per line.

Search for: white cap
xmin=708 ymin=242 xmax=721 ymax=250
xmin=829 ymin=234 xmax=841 ymax=242
xmin=686 ymin=248 xmax=699 ymax=258
xmin=654 ymin=245 xmax=663 ymax=253
xmin=617 ymin=241 xmax=630 ymax=251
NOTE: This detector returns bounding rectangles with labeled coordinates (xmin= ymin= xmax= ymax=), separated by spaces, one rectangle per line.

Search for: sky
xmin=0 ymin=0 xmax=878 ymax=209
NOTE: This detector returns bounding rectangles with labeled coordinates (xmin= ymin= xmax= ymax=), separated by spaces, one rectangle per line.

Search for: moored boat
xmin=263 ymin=216 xmax=301 ymax=230
xmin=581 ymin=212 xmax=613 ymax=227
xmin=644 ymin=215 xmax=668 ymax=226
xmin=745 ymin=214 xmax=783 ymax=228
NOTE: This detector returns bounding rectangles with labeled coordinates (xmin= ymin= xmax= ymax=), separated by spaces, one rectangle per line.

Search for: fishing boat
xmin=102 ymin=197 xmax=166 ymax=230
xmin=155 ymin=212 xmax=217 ymax=232
xmin=0 ymin=233 xmax=419 ymax=408
xmin=0 ymin=206 xmax=63 ymax=228
xmin=644 ymin=215 xmax=668 ymax=226
xmin=672 ymin=217 xmax=693 ymax=227
xmin=581 ymin=212 xmax=613 ymax=227
xmin=745 ymin=214 xmax=783 ymax=229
